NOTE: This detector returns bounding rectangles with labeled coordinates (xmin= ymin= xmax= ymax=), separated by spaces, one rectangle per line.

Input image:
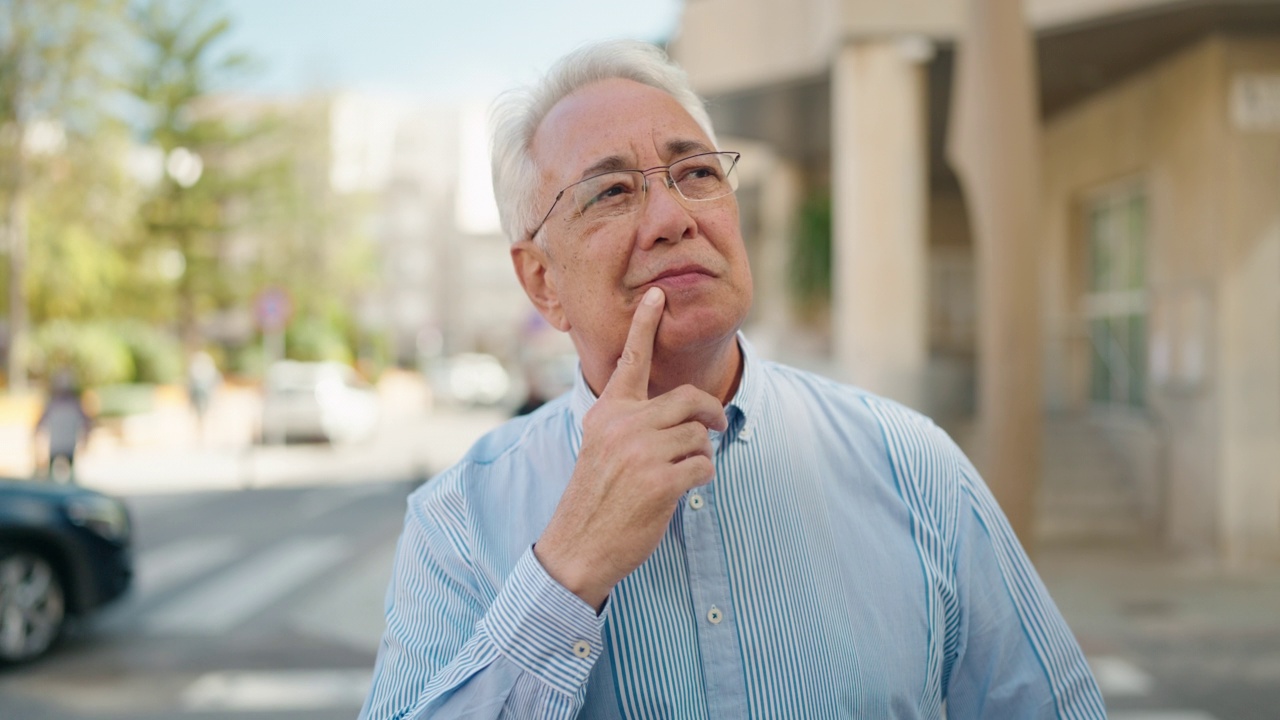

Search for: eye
xmin=577 ymin=173 xmax=639 ymax=214
xmin=689 ymin=166 xmax=718 ymax=179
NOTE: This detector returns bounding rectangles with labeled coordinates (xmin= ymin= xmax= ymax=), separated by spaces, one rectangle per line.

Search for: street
xmin=0 ymin=481 xmax=414 ymax=720
xmin=0 ymin=397 xmax=1277 ymax=719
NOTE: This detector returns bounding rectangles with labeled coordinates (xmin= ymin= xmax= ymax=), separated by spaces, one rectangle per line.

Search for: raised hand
xmin=533 ymin=286 xmax=728 ymax=610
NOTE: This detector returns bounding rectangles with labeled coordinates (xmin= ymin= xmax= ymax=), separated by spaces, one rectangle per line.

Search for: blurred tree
xmin=0 ymin=0 xmax=126 ymax=390
xmin=25 ymin=123 xmax=144 ymax=324
xmin=127 ymin=0 xmax=262 ymax=354
xmin=247 ymin=95 xmax=377 ymax=369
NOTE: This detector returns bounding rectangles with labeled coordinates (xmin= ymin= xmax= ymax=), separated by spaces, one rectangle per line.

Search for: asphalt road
xmin=0 ymin=481 xmax=417 ymax=720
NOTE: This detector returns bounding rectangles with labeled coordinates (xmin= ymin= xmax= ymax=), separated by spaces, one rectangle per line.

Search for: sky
xmin=217 ymin=0 xmax=685 ymax=103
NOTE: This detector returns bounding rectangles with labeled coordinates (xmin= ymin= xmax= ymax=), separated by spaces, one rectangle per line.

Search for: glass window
xmin=1084 ymin=184 xmax=1148 ymax=409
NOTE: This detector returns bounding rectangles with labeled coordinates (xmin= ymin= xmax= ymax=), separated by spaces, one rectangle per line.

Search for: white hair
xmin=489 ymin=40 xmax=719 ymax=244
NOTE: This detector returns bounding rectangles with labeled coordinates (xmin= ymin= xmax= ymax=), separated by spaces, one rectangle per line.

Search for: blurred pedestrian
xmin=187 ymin=351 xmax=221 ymax=443
xmin=35 ymin=370 xmax=92 ymax=484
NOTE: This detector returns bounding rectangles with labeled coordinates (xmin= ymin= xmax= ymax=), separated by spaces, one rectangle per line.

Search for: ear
xmin=511 ymin=240 xmax=570 ymax=332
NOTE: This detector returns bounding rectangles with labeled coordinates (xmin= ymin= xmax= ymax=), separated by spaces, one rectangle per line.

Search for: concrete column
xmin=755 ymin=156 xmax=802 ymax=358
xmin=831 ymin=39 xmax=930 ymax=409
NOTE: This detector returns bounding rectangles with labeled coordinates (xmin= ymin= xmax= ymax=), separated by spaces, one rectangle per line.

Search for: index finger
xmin=603 ymin=286 xmax=665 ymax=400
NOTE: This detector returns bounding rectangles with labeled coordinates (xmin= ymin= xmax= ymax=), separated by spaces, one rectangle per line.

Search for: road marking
xmin=1091 ymin=655 xmax=1154 ymax=696
xmin=1111 ymin=707 xmax=1218 ymax=712
xmin=148 ymin=536 xmax=350 ymax=635
xmin=134 ymin=536 xmax=243 ymax=599
xmin=181 ymin=669 xmax=372 ymax=711
xmin=296 ymin=483 xmax=394 ymax=521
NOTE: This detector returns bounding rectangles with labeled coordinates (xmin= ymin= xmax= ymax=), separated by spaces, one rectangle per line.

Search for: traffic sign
xmin=254 ymin=288 xmax=292 ymax=331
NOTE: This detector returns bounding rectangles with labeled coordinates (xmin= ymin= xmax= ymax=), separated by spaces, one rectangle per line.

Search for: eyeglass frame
xmin=527 ymin=150 xmax=742 ymax=242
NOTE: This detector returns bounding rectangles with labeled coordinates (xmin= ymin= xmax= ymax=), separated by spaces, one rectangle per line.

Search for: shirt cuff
xmin=478 ymin=546 xmax=608 ymax=697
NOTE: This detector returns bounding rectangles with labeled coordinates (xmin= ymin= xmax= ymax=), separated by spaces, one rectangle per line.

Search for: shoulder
xmin=762 ymin=361 xmax=971 ymax=505
xmin=760 ymin=362 xmax=953 ymax=448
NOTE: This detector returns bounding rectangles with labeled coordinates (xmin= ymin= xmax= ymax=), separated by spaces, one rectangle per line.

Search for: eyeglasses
xmin=529 ymin=151 xmax=741 ymax=241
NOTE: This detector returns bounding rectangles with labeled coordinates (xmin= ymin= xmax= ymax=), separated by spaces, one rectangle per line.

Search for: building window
xmin=1084 ymin=184 xmax=1147 ymax=408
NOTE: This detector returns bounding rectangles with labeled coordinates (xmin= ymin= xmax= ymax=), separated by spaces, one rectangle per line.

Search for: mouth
xmin=644 ymin=264 xmax=715 ymax=290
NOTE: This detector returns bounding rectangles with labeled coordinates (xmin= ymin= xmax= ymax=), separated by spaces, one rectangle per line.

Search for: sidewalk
xmin=2 ymin=374 xmax=510 ymax=496
xmin=1037 ymin=537 xmax=1280 ymax=717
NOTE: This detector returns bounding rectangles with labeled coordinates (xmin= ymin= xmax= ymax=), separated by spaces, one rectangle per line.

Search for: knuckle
xmin=690 ymin=456 xmax=714 ymax=481
xmin=684 ymin=422 xmax=707 ymax=445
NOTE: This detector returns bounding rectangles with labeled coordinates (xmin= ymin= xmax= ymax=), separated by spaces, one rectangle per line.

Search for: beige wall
xmin=1042 ymin=35 xmax=1280 ymax=560
xmin=674 ymin=0 xmax=1191 ymax=95
xmin=1219 ymin=39 xmax=1280 ymax=562
xmin=672 ymin=0 xmax=838 ymax=96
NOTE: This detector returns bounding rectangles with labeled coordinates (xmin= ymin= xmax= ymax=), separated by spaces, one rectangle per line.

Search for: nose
xmin=635 ymin=171 xmax=696 ymax=250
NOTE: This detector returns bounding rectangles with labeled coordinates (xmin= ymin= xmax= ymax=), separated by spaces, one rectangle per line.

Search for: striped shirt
xmin=361 ymin=336 xmax=1105 ymax=719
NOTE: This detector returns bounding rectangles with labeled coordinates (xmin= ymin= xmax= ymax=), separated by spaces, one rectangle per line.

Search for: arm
xmin=359 ymin=484 xmax=607 ymax=720
xmin=362 ymin=288 xmax=724 ymax=718
xmin=945 ymin=464 xmax=1106 ymax=719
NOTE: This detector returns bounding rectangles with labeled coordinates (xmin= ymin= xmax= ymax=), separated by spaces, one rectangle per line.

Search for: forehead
xmin=531 ymin=78 xmax=713 ymax=187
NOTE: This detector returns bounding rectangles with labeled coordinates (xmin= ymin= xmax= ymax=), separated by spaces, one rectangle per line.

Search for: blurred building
xmin=671 ymin=0 xmax=1280 ymax=562
xmin=328 ymin=94 xmax=529 ymax=367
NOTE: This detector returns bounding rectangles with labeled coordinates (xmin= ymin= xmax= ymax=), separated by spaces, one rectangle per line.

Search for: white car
xmin=260 ymin=361 xmax=379 ymax=444
xmin=432 ymin=353 xmax=512 ymax=407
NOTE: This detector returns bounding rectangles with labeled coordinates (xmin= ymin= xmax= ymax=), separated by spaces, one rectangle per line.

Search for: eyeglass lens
xmin=570 ymin=152 xmax=738 ymax=223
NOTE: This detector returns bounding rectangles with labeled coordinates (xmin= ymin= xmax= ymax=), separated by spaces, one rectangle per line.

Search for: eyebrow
xmin=575 ymin=138 xmax=715 ymax=181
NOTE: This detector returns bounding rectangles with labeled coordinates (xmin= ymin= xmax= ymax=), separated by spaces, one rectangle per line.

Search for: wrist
xmin=533 ymin=538 xmax=611 ymax=612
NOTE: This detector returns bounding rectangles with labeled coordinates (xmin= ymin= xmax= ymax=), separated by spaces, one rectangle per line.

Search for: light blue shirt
xmin=361 ymin=336 xmax=1105 ymax=719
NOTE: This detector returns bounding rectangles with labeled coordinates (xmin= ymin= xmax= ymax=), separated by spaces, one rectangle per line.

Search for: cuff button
xmin=572 ymin=640 xmax=592 ymax=658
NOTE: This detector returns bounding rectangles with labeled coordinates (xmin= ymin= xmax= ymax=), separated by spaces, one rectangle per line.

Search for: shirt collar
xmin=569 ymin=331 xmax=764 ymax=452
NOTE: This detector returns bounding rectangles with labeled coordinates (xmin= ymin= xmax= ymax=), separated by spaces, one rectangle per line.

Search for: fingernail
xmin=643 ymin=287 xmax=663 ymax=306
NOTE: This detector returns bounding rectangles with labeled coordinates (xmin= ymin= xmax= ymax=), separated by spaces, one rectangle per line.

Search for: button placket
xmin=679 ymin=453 xmax=749 ymax=715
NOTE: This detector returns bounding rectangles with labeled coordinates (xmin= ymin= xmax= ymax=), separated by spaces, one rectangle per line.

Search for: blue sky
xmin=218 ymin=0 xmax=684 ymax=102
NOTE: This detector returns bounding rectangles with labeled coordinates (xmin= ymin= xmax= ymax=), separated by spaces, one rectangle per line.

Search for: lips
xmin=647 ymin=264 xmax=714 ymax=284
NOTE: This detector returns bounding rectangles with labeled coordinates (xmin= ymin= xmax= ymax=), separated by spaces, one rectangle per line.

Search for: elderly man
xmin=361 ymin=40 xmax=1104 ymax=719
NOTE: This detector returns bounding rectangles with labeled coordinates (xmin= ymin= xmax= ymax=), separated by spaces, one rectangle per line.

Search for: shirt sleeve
xmin=359 ymin=481 xmax=609 ymax=720
xmin=945 ymin=462 xmax=1107 ymax=720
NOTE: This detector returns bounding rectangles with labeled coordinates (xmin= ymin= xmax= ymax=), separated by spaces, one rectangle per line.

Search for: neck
xmin=583 ymin=333 xmax=743 ymax=405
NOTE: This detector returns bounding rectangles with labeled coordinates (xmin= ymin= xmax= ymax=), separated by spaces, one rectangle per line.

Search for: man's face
xmin=514 ymin=78 xmax=753 ymax=374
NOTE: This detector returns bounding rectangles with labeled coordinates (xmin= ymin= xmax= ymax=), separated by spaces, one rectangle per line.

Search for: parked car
xmin=260 ymin=361 xmax=379 ymax=444
xmin=0 ymin=478 xmax=133 ymax=664
xmin=428 ymin=353 xmax=513 ymax=407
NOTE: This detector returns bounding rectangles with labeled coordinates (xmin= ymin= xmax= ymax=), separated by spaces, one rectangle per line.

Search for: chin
xmin=657 ymin=305 xmax=745 ymax=354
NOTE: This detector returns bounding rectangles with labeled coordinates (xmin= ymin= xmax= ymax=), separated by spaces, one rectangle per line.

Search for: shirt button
xmin=572 ymin=640 xmax=591 ymax=658
xmin=707 ymin=606 xmax=723 ymax=624
xmin=689 ymin=493 xmax=705 ymax=510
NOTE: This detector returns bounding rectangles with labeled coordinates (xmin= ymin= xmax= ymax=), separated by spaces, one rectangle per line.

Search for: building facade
xmin=671 ymin=0 xmax=1280 ymax=563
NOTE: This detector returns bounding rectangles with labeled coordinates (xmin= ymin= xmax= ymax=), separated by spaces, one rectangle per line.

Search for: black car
xmin=0 ymin=478 xmax=133 ymax=664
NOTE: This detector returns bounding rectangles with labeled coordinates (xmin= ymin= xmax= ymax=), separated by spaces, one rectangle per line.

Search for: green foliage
xmin=113 ymin=320 xmax=182 ymax=384
xmin=287 ymin=317 xmax=353 ymax=364
xmin=26 ymin=319 xmax=181 ymax=386
xmin=29 ymin=320 xmax=134 ymax=387
xmin=127 ymin=0 xmax=268 ymax=349
xmin=5 ymin=0 xmax=379 ymax=386
xmin=790 ymin=190 xmax=833 ymax=319
xmin=25 ymin=125 xmax=144 ymax=323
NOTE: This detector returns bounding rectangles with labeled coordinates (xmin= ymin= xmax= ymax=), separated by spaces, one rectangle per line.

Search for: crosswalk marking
xmin=133 ymin=536 xmax=243 ymax=598
xmin=296 ymin=483 xmax=395 ymax=521
xmin=1091 ymin=655 xmax=1154 ymax=696
xmin=1111 ymin=707 xmax=1218 ymax=712
xmin=181 ymin=669 xmax=372 ymax=711
xmin=147 ymin=536 xmax=350 ymax=635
